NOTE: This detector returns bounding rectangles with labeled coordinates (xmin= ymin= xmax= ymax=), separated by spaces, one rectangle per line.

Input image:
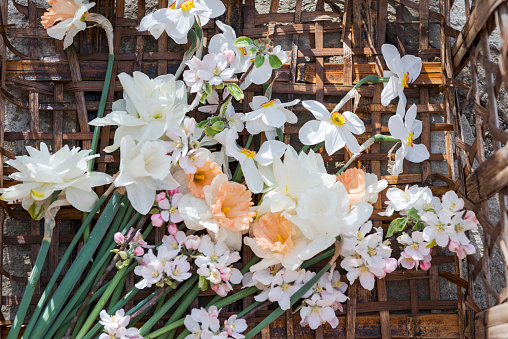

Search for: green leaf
xmin=248 ymin=47 xmax=258 ymax=56
xmin=219 ymin=98 xmax=231 ymax=116
xmin=234 ymin=37 xmax=253 ymax=47
xmin=426 ymin=208 xmax=437 ymax=214
xmin=407 ymin=207 xmax=420 ymax=220
xmin=210 ymin=116 xmax=220 ymax=124
xmin=204 ymin=126 xmax=217 ymax=136
xmin=192 ymin=19 xmax=203 ymax=40
xmin=198 ymin=275 xmax=209 ymax=291
xmin=211 ymin=121 xmax=225 ymax=132
xmin=204 ymin=82 xmax=212 ymax=96
xmin=227 ymin=83 xmax=244 ymax=101
xmin=268 ymin=54 xmax=283 ymax=69
xmin=276 ymin=128 xmax=284 ymax=141
xmin=413 ymin=222 xmax=425 ymax=231
xmin=386 ymin=218 xmax=408 ymax=237
xmin=254 ymin=54 xmax=265 ymax=68
xmin=215 ymin=82 xmax=224 ymax=89
xmin=185 ymin=29 xmax=198 ymax=57
xmin=426 ymin=239 xmax=437 ymax=248
xmin=197 ymin=119 xmax=209 ymax=128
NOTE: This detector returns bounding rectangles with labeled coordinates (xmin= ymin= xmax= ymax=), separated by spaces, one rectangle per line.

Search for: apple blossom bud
xmin=134 ymin=246 xmax=144 ymax=257
xmin=184 ymin=235 xmax=201 ymax=250
xmin=420 ymin=261 xmax=431 ymax=271
xmin=383 ymin=258 xmax=397 ymax=274
xmin=151 ymin=214 xmax=164 ymax=227
xmin=224 ymin=50 xmax=235 ymax=64
xmin=114 ymin=232 xmax=125 ymax=245
xmin=156 ymin=192 xmax=167 ymax=202
xmin=167 ymin=188 xmax=179 ymax=196
xmin=167 ymin=223 xmax=177 ymax=235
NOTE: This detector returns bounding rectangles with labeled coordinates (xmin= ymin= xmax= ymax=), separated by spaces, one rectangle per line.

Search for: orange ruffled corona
xmin=336 ymin=167 xmax=367 ymax=207
xmin=252 ymin=212 xmax=297 ymax=255
xmin=210 ymin=181 xmax=255 ymax=232
xmin=187 ymin=159 xmax=222 ymax=198
xmin=41 ymin=0 xmax=80 ymax=29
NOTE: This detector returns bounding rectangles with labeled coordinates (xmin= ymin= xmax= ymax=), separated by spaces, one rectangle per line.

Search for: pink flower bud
xmin=420 ymin=260 xmax=432 ymax=271
xmin=464 ymin=210 xmax=478 ymax=224
xmin=156 ymin=192 xmax=167 ymax=203
xmin=114 ymin=232 xmax=125 ymax=245
xmin=134 ymin=246 xmax=144 ymax=257
xmin=167 ymin=223 xmax=178 ymax=235
xmin=167 ymin=188 xmax=179 ymax=196
xmin=383 ymin=258 xmax=398 ymax=274
xmin=184 ymin=235 xmax=201 ymax=250
xmin=223 ymin=50 xmax=235 ymax=64
xmin=151 ymin=214 xmax=164 ymax=227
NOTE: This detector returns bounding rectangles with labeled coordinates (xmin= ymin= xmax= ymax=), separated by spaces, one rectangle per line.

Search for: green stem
xmin=312 ymin=141 xmax=325 ymax=152
xmin=88 ymin=53 xmax=115 ymax=172
xmin=7 ymin=237 xmax=51 ymax=339
xmin=162 ymin=283 xmax=201 ymax=339
xmin=75 ymin=267 xmax=129 ymax=339
xmin=145 ymin=319 xmax=185 ymax=339
xmin=276 ymin=127 xmax=284 ymax=141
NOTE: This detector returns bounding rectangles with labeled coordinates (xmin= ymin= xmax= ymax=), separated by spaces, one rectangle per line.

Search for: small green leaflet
xmin=227 ymin=83 xmax=244 ymax=101
xmin=234 ymin=37 xmax=253 ymax=47
xmin=268 ymin=54 xmax=283 ymax=68
xmin=254 ymin=54 xmax=265 ymax=68
xmin=386 ymin=218 xmax=408 ymax=237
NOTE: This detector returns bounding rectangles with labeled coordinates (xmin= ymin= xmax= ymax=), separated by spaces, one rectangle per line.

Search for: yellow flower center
xmin=180 ymin=0 xmax=194 ymax=10
xmin=212 ymin=66 xmax=221 ymax=76
xmin=240 ymin=147 xmax=256 ymax=158
xmin=407 ymin=132 xmax=414 ymax=147
xmin=152 ymin=271 xmax=160 ymax=278
xmin=239 ymin=47 xmax=247 ymax=56
xmin=193 ymin=172 xmax=206 ymax=184
xmin=367 ymin=247 xmax=377 ymax=257
xmin=145 ymin=156 xmax=155 ymax=166
xmin=261 ymin=100 xmax=276 ymax=108
xmin=401 ymin=72 xmax=410 ymax=88
xmin=411 ymin=243 xmax=419 ymax=250
xmin=277 ymin=234 xmax=286 ymax=245
xmin=268 ymin=265 xmax=280 ymax=276
xmin=168 ymin=1 xmax=176 ymax=8
xmin=331 ymin=112 xmax=347 ymax=126
xmin=455 ymin=224 xmax=464 ymax=233
xmin=221 ymin=207 xmax=231 ymax=214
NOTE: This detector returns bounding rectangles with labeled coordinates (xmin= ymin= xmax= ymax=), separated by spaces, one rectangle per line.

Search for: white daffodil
xmin=224 ymin=128 xmax=286 ymax=193
xmin=139 ymin=0 xmax=225 ymax=44
xmin=299 ymin=100 xmax=365 ymax=155
xmin=244 ymin=96 xmax=299 ymax=139
xmin=114 ymin=136 xmax=179 ymax=214
xmin=90 ymin=72 xmax=188 ymax=152
xmin=209 ymin=20 xmax=253 ymax=73
xmin=41 ymin=0 xmax=95 ymax=49
xmin=241 ymin=45 xmax=288 ymax=89
xmin=0 ymin=143 xmax=112 ymax=219
xmin=259 ymin=146 xmax=336 ymax=215
xmin=284 ymin=181 xmax=374 ymax=261
xmin=388 ymin=103 xmax=429 ymax=175
xmin=381 ymin=44 xmax=422 ymax=106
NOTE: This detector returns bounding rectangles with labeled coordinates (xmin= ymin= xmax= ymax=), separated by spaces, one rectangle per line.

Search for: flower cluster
xmin=134 ymin=232 xmax=191 ymax=289
xmin=184 ymin=306 xmax=247 ymax=339
xmin=99 ymin=309 xmax=142 ymax=339
xmin=150 ymin=189 xmax=183 ymax=227
xmin=195 ymin=235 xmax=243 ymax=296
xmin=341 ymin=222 xmax=396 ymax=290
xmin=299 ymin=265 xmax=348 ymax=330
xmin=113 ymin=228 xmax=154 ymax=269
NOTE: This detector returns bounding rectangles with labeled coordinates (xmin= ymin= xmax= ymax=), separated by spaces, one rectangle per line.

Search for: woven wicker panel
xmin=0 ymin=0 xmax=506 ymax=337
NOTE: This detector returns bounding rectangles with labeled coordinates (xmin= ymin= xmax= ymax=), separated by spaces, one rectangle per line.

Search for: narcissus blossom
xmin=0 ymin=143 xmax=112 ymax=219
xmin=336 ymin=168 xmax=387 ymax=208
xmin=388 ymin=102 xmax=429 ymax=175
xmin=244 ymin=96 xmax=299 ymax=139
xmin=381 ymin=44 xmax=422 ymax=106
xmin=139 ymin=0 xmax=226 ymax=44
xmin=41 ymin=0 xmax=96 ymax=49
xmin=241 ymin=45 xmax=288 ymax=89
xmin=299 ymin=100 xmax=365 ymax=154
xmin=187 ymin=159 xmax=222 ymax=198
xmin=209 ymin=20 xmax=253 ymax=73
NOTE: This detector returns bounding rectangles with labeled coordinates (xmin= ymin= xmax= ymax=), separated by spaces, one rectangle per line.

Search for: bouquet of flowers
xmin=2 ymin=1 xmax=480 ymax=338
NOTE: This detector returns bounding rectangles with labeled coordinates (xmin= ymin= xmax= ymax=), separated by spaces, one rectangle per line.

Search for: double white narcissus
xmin=244 ymin=96 xmax=299 ymax=139
xmin=89 ymin=72 xmax=188 ymax=152
xmin=388 ymin=102 xmax=429 ymax=175
xmin=41 ymin=0 xmax=96 ymax=49
xmin=299 ymin=100 xmax=365 ymax=155
xmin=115 ymin=136 xmax=179 ymax=214
xmin=138 ymin=0 xmax=226 ymax=43
xmin=381 ymin=44 xmax=422 ymax=106
xmin=0 ymin=143 xmax=113 ymax=219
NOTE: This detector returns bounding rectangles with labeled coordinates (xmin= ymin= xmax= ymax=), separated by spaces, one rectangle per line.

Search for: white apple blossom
xmin=90 ymin=72 xmax=188 ymax=152
xmin=441 ymin=191 xmax=465 ymax=215
xmin=397 ymin=231 xmax=431 ymax=261
xmin=388 ymin=102 xmax=429 ymax=175
xmin=379 ymin=184 xmax=426 ymax=217
xmin=42 ymin=0 xmax=96 ymax=49
xmin=413 ymin=187 xmax=442 ymax=216
xmin=196 ymin=52 xmax=236 ymax=87
xmin=446 ymin=213 xmax=478 ymax=245
xmin=99 ymin=309 xmax=130 ymax=335
xmin=421 ymin=210 xmax=453 ymax=247
xmin=300 ymin=295 xmax=338 ymax=330
xmin=139 ymin=0 xmax=226 ymax=44
xmin=209 ymin=21 xmax=253 ymax=73
xmin=114 ymin=136 xmax=179 ymax=214
xmin=448 ymin=241 xmax=475 ymax=260
xmin=224 ymin=315 xmax=248 ymax=339
xmin=134 ymin=249 xmax=165 ymax=289
xmin=380 ymin=44 xmax=422 ymax=106
xmin=299 ymin=100 xmax=365 ymax=154
xmin=267 ymin=269 xmax=302 ymax=310
xmin=0 ymin=143 xmax=112 ymax=219
xmin=244 ymin=96 xmax=299 ymax=138
xmin=166 ymin=256 xmax=192 ymax=281
xmin=241 ymin=45 xmax=288 ymax=89
xmin=151 ymin=191 xmax=183 ymax=227
xmin=183 ymin=57 xmax=208 ymax=93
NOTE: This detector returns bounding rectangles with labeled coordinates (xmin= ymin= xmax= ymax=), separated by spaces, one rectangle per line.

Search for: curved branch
xmin=0 ymin=5 xmax=29 ymax=59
